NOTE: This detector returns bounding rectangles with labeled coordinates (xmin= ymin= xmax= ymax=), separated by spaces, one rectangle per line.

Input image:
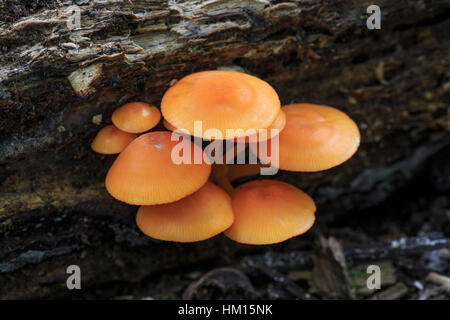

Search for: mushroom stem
xmin=216 ymin=175 xmax=234 ymax=194
xmin=211 ymin=164 xmax=234 ymax=194
xmin=226 ymin=163 xmax=265 ymax=182
xmin=211 ymin=141 xmax=264 ymax=194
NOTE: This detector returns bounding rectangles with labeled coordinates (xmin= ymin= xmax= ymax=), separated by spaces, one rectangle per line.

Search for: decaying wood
xmin=0 ymin=0 xmax=449 ymax=298
xmin=370 ymin=282 xmax=409 ymax=300
xmin=182 ymin=267 xmax=258 ymax=299
xmin=425 ymin=272 xmax=450 ymax=293
xmin=310 ymin=236 xmax=354 ymax=299
xmin=239 ymin=235 xmax=450 ymax=271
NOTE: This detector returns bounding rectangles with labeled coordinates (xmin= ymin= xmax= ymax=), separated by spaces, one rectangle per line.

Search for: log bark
xmin=0 ymin=0 xmax=449 ymax=299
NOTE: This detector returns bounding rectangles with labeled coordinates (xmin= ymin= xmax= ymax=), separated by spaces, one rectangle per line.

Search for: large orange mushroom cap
xmin=105 ymin=131 xmax=211 ymax=205
xmin=112 ymin=102 xmax=161 ymax=133
xmin=136 ymin=182 xmax=234 ymax=242
xmin=252 ymin=103 xmax=360 ymax=172
xmin=225 ymin=180 xmax=316 ymax=245
xmin=161 ymin=70 xmax=280 ymax=139
xmin=91 ymin=125 xmax=137 ymax=154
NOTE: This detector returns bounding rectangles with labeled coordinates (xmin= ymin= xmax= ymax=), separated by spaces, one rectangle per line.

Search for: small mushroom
xmin=105 ymin=131 xmax=211 ymax=205
xmin=136 ymin=182 xmax=234 ymax=242
xmin=225 ymin=180 xmax=316 ymax=245
xmin=161 ymin=70 xmax=280 ymax=139
xmin=90 ymin=125 xmax=137 ymax=154
xmin=252 ymin=103 xmax=360 ymax=172
xmin=112 ymin=102 xmax=161 ymax=133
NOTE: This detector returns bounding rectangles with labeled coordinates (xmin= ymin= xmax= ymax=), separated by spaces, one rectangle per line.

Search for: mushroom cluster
xmin=91 ymin=70 xmax=360 ymax=245
xmin=91 ymin=102 xmax=161 ymax=154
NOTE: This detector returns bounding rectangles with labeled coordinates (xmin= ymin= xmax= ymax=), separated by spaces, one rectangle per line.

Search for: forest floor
xmin=62 ymin=149 xmax=450 ymax=300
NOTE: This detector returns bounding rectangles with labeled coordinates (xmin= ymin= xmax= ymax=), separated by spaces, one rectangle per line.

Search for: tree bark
xmin=0 ymin=0 xmax=449 ymax=299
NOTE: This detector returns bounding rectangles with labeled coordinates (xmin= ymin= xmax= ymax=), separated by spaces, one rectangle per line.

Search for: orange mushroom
xmin=210 ymin=164 xmax=234 ymax=194
xmin=163 ymin=119 xmax=177 ymax=132
xmin=161 ymin=70 xmax=280 ymax=139
xmin=267 ymin=109 xmax=286 ymax=132
xmin=209 ymin=141 xmax=250 ymax=194
xmin=105 ymin=131 xmax=211 ymax=205
xmin=245 ymin=109 xmax=286 ymax=143
xmin=91 ymin=125 xmax=137 ymax=154
xmin=251 ymin=103 xmax=360 ymax=172
xmin=211 ymin=163 xmax=268 ymax=194
xmin=112 ymin=102 xmax=161 ymax=133
xmin=136 ymin=182 xmax=234 ymax=242
xmin=225 ymin=180 xmax=316 ymax=245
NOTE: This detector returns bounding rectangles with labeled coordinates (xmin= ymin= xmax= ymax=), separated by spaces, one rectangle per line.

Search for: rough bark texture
xmin=0 ymin=0 xmax=449 ymax=299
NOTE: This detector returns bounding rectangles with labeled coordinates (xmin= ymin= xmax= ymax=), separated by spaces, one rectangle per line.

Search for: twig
xmin=255 ymin=265 xmax=311 ymax=299
xmin=370 ymin=283 xmax=409 ymax=300
xmin=425 ymin=272 xmax=450 ymax=293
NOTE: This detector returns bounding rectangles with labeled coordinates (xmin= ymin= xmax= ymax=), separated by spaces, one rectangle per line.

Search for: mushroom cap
xmin=112 ymin=102 xmax=161 ymax=133
xmin=267 ymin=109 xmax=286 ymax=134
xmin=136 ymin=182 xmax=234 ymax=242
xmin=250 ymin=109 xmax=286 ymax=142
xmin=252 ymin=103 xmax=360 ymax=172
xmin=163 ymin=119 xmax=177 ymax=131
xmin=224 ymin=180 xmax=316 ymax=245
xmin=105 ymin=131 xmax=211 ymax=205
xmin=161 ymin=70 xmax=280 ymax=139
xmin=91 ymin=125 xmax=137 ymax=154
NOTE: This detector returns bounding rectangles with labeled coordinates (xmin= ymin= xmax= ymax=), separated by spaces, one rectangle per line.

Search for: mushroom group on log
xmin=0 ymin=0 xmax=449 ymax=299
